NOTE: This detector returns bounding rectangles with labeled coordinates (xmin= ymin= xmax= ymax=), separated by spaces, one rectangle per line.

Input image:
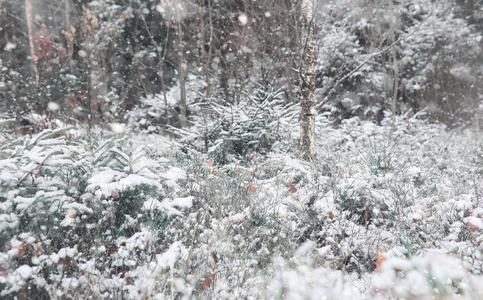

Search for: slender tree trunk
xmin=159 ymin=22 xmax=170 ymax=118
xmin=389 ymin=0 xmax=399 ymax=115
xmin=159 ymin=66 xmax=169 ymax=116
xmin=24 ymin=0 xmax=39 ymax=85
xmin=177 ymin=21 xmax=187 ymax=127
xmin=83 ymin=8 xmax=106 ymax=124
xmin=220 ymin=55 xmax=230 ymax=102
xmin=63 ymin=0 xmax=75 ymax=67
xmin=474 ymin=98 xmax=481 ymax=142
xmin=299 ymin=0 xmax=316 ymax=161
xmin=88 ymin=41 xmax=107 ymax=122
xmin=64 ymin=0 xmax=70 ymax=32
xmin=200 ymin=0 xmax=213 ymax=97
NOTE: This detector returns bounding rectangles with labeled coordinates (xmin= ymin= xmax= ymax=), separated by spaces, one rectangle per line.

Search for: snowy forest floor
xmin=1 ymin=115 xmax=483 ymax=299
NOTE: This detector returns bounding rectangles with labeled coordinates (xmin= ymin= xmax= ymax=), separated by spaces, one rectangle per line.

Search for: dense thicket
xmin=0 ymin=0 xmax=481 ymax=127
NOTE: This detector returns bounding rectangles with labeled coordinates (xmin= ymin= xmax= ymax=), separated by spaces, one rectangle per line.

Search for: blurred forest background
xmin=0 ymin=0 xmax=482 ymax=131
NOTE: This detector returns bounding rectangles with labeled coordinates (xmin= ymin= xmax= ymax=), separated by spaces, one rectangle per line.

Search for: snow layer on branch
xmin=87 ymin=170 xmax=161 ymax=199
xmin=143 ymin=196 xmax=194 ymax=216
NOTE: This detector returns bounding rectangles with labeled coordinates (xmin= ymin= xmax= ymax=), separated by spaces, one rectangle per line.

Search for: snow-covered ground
xmin=0 ymin=115 xmax=482 ymax=299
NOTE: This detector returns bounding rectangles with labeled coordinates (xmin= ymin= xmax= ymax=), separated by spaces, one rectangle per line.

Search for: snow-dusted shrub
xmin=399 ymin=8 xmax=481 ymax=112
xmin=314 ymin=0 xmax=481 ymax=121
xmin=126 ymin=75 xmax=205 ymax=132
xmin=172 ymin=84 xmax=298 ymax=164
xmin=262 ymin=252 xmax=483 ymax=299
xmin=317 ymin=29 xmax=367 ymax=90
xmin=262 ymin=254 xmax=367 ymax=299
xmin=2 ymin=114 xmax=483 ymax=299
xmin=0 ymin=127 xmax=196 ymax=298
xmin=125 ymin=93 xmax=174 ymax=132
xmin=336 ymin=179 xmax=390 ymax=227
xmin=373 ymin=252 xmax=483 ymax=299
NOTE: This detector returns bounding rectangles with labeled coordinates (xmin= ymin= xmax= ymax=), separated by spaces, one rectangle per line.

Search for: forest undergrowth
xmin=1 ymin=111 xmax=482 ymax=299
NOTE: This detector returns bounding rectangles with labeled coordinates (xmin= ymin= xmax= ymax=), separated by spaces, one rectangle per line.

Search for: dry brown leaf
xmin=0 ymin=266 xmax=7 ymax=278
xmin=84 ymin=8 xmax=99 ymax=29
xmin=288 ymin=183 xmax=298 ymax=194
xmin=325 ymin=210 xmax=335 ymax=219
xmin=58 ymin=256 xmax=71 ymax=266
xmin=111 ymin=191 xmax=120 ymax=200
xmin=198 ymin=253 xmax=218 ymax=291
xmin=245 ymin=183 xmax=257 ymax=193
xmin=464 ymin=216 xmax=483 ymax=231
xmin=199 ymin=273 xmax=215 ymax=291
xmin=33 ymin=243 xmax=45 ymax=256
xmin=206 ymin=159 xmax=214 ymax=167
xmin=375 ymin=254 xmax=386 ymax=272
xmin=17 ymin=242 xmax=26 ymax=257
xmin=107 ymin=244 xmax=118 ymax=256
xmin=206 ymin=159 xmax=219 ymax=176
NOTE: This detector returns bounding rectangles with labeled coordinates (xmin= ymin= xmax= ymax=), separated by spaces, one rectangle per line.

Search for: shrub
xmin=171 ymin=84 xmax=298 ymax=164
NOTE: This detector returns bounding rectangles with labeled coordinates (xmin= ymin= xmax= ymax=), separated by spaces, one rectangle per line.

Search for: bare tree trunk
xmin=200 ymin=0 xmax=214 ymax=97
xmin=24 ymin=0 xmax=39 ymax=85
xmin=88 ymin=50 xmax=107 ymax=120
xmin=158 ymin=22 xmax=170 ymax=118
xmin=299 ymin=0 xmax=316 ymax=161
xmin=389 ymin=0 xmax=399 ymax=115
xmin=63 ymin=0 xmax=75 ymax=67
xmin=64 ymin=0 xmax=71 ymax=31
xmin=474 ymin=98 xmax=481 ymax=142
xmin=177 ymin=21 xmax=187 ymax=127
xmin=83 ymin=8 xmax=106 ymax=124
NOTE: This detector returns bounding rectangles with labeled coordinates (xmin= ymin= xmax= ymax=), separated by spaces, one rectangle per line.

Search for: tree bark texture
xmin=299 ymin=0 xmax=316 ymax=161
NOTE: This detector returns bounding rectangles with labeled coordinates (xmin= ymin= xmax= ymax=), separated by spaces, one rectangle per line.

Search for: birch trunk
xmin=299 ymin=0 xmax=316 ymax=161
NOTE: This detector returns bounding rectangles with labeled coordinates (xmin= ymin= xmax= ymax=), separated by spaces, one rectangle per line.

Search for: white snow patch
xmin=78 ymin=50 xmax=87 ymax=58
xmin=87 ymin=171 xmax=161 ymax=199
xmin=15 ymin=265 xmax=33 ymax=280
xmin=156 ymin=242 xmax=188 ymax=269
xmin=4 ymin=42 xmax=17 ymax=52
xmin=47 ymin=102 xmax=60 ymax=112
xmin=405 ymin=166 xmax=421 ymax=178
xmin=143 ymin=196 xmax=193 ymax=215
xmin=110 ymin=122 xmax=126 ymax=134
xmin=87 ymin=170 xmax=124 ymax=186
xmin=238 ymin=13 xmax=248 ymax=26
